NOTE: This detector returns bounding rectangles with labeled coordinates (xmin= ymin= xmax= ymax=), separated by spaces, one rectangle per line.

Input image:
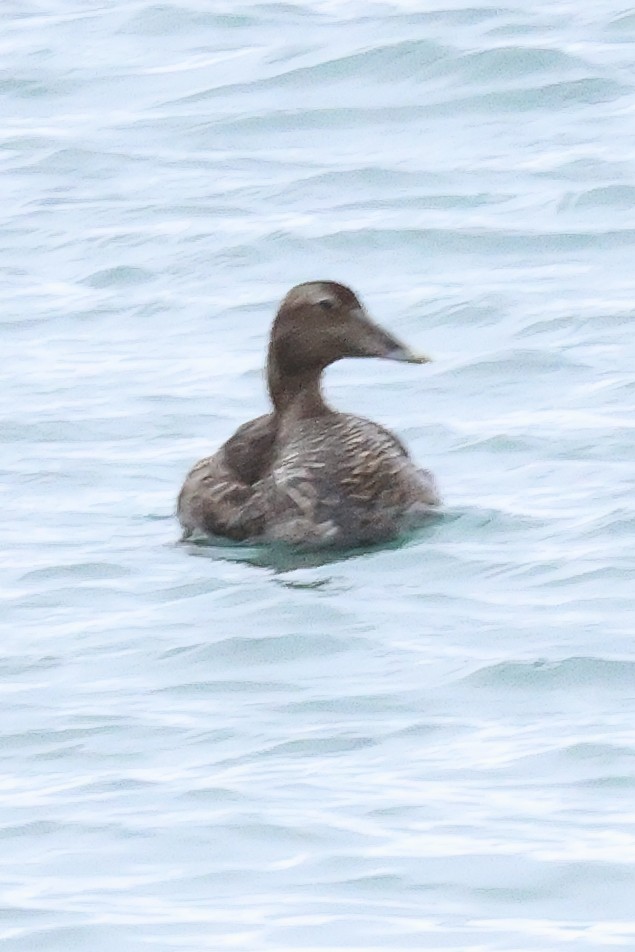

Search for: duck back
xmin=262 ymin=413 xmax=438 ymax=547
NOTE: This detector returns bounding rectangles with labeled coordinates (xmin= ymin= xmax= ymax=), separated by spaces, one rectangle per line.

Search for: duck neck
xmin=267 ymin=357 xmax=330 ymax=419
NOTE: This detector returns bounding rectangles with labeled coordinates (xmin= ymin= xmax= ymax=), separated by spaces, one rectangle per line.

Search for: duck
xmin=177 ymin=281 xmax=439 ymax=547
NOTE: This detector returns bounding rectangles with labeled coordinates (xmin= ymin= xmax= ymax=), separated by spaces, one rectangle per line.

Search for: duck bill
xmin=350 ymin=308 xmax=432 ymax=365
xmin=384 ymin=343 xmax=432 ymax=365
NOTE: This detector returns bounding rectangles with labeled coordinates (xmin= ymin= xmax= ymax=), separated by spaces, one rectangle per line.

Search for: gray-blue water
xmin=2 ymin=1 xmax=635 ymax=949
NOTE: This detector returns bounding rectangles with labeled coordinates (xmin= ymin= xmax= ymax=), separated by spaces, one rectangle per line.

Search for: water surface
xmin=2 ymin=1 xmax=635 ymax=949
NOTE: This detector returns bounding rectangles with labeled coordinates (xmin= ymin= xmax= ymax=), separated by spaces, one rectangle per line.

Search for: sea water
xmin=2 ymin=1 xmax=635 ymax=949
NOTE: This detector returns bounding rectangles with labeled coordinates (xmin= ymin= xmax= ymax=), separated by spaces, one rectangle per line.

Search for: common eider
xmin=177 ymin=281 xmax=439 ymax=547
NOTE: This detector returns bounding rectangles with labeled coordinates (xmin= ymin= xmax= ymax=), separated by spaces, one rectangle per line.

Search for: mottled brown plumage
xmin=177 ymin=281 xmax=439 ymax=547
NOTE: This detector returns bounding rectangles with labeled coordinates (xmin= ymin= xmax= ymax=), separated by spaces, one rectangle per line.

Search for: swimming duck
xmin=177 ymin=281 xmax=439 ymax=547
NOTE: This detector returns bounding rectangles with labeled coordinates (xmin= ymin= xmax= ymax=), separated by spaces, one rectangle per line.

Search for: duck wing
xmin=223 ymin=413 xmax=277 ymax=486
xmin=350 ymin=416 xmax=440 ymax=505
xmin=177 ymin=414 xmax=276 ymax=541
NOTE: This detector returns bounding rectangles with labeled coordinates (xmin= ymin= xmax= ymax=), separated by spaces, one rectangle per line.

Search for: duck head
xmin=267 ymin=281 xmax=430 ymax=413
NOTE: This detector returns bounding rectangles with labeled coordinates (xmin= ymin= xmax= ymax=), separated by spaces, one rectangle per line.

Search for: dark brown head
xmin=267 ymin=281 xmax=430 ymax=412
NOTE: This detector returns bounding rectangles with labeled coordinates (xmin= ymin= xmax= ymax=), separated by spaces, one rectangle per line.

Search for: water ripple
xmin=2 ymin=1 xmax=635 ymax=950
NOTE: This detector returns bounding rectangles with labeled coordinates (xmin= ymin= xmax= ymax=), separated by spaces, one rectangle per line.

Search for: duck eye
xmin=318 ymin=299 xmax=334 ymax=311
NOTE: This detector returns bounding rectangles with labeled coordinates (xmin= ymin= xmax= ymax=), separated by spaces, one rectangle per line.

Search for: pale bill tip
xmin=385 ymin=345 xmax=433 ymax=365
